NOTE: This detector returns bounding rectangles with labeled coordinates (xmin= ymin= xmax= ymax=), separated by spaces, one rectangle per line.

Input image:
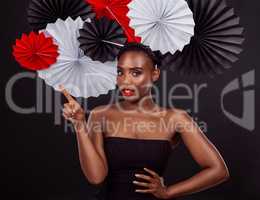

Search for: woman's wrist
xmin=73 ymin=119 xmax=87 ymax=133
xmin=162 ymin=185 xmax=175 ymax=199
xmin=163 ymin=186 xmax=171 ymax=199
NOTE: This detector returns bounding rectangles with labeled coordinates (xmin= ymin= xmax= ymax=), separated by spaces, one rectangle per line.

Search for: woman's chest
xmin=103 ymin=111 xmax=175 ymax=139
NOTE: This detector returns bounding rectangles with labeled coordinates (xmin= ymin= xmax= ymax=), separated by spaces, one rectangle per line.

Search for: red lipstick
xmin=121 ymin=89 xmax=135 ymax=97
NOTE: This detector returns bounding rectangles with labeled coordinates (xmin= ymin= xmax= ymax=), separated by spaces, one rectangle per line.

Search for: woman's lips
xmin=121 ymin=89 xmax=135 ymax=96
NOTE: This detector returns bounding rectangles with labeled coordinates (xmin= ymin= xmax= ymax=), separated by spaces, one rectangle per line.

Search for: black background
xmin=1 ymin=0 xmax=259 ymax=200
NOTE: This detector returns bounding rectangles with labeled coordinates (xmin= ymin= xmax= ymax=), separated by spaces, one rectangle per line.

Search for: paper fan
xmin=127 ymin=0 xmax=195 ymax=54
xmin=37 ymin=17 xmax=117 ymax=98
xmin=161 ymin=0 xmax=245 ymax=76
xmin=85 ymin=0 xmax=141 ymax=42
xmin=12 ymin=32 xmax=59 ymax=70
xmin=78 ymin=16 xmax=127 ymax=63
xmin=27 ymin=0 xmax=95 ymax=30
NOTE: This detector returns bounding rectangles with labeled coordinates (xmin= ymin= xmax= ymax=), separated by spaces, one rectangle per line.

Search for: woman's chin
xmin=122 ymin=95 xmax=139 ymax=101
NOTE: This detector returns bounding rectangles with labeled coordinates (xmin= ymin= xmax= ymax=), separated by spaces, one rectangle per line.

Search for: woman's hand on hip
xmin=133 ymin=167 xmax=170 ymax=199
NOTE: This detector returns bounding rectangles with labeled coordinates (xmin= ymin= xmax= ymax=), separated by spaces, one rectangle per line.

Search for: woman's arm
xmin=165 ymin=109 xmax=230 ymax=198
xmin=60 ymin=86 xmax=108 ymax=185
xmin=74 ymin=106 xmax=108 ymax=186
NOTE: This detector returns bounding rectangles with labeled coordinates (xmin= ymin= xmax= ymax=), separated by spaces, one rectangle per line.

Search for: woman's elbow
xmin=86 ymin=173 xmax=107 ymax=186
xmin=83 ymin=171 xmax=107 ymax=186
xmin=214 ymin=164 xmax=230 ymax=182
xmin=88 ymin=177 xmax=106 ymax=186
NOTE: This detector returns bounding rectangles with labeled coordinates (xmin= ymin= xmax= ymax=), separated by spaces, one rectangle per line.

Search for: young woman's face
xmin=117 ymin=51 xmax=160 ymax=102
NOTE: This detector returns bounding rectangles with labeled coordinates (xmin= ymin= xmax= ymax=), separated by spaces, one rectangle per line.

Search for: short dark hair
xmin=117 ymin=42 xmax=161 ymax=68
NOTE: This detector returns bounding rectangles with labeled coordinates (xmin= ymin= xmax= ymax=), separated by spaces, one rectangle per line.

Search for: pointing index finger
xmin=59 ymin=85 xmax=75 ymax=103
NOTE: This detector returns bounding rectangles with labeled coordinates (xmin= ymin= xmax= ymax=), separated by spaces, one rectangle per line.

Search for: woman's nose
xmin=121 ymin=74 xmax=131 ymax=85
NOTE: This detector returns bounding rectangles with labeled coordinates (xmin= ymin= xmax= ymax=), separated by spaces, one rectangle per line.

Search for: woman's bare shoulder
xmin=165 ymin=107 xmax=190 ymax=123
xmin=165 ymin=107 xmax=187 ymax=115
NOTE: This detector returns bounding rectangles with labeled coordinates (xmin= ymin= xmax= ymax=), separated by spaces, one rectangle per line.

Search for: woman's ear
xmin=152 ymin=68 xmax=160 ymax=82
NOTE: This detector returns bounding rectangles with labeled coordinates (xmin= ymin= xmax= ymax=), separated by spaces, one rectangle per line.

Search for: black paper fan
xmin=27 ymin=0 xmax=95 ymax=30
xmin=78 ymin=16 xmax=127 ymax=63
xmin=161 ymin=0 xmax=245 ymax=76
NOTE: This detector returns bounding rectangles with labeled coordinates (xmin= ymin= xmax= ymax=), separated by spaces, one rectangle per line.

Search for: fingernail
xmin=135 ymin=174 xmax=139 ymax=177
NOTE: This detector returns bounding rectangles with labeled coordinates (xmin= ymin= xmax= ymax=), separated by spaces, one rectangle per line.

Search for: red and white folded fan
xmin=37 ymin=17 xmax=117 ymax=98
xmin=12 ymin=32 xmax=59 ymax=70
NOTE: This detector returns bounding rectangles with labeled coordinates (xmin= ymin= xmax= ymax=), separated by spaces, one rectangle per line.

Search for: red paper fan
xmin=12 ymin=32 xmax=59 ymax=70
xmin=85 ymin=0 xmax=141 ymax=43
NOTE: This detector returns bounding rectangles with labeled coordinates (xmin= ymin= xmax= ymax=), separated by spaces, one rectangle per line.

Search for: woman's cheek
xmin=137 ymin=80 xmax=153 ymax=94
xmin=132 ymin=74 xmax=147 ymax=84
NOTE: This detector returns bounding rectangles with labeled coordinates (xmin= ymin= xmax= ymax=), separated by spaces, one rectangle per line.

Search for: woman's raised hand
xmin=59 ymin=85 xmax=86 ymax=126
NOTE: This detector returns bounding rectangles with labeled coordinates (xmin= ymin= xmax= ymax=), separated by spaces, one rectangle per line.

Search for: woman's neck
xmin=118 ymin=94 xmax=160 ymax=113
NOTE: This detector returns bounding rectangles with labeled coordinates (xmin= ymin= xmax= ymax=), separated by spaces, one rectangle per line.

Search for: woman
xmin=60 ymin=43 xmax=230 ymax=200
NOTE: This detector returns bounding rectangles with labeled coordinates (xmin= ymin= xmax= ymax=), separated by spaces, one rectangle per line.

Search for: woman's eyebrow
xmin=130 ymin=67 xmax=143 ymax=70
xmin=117 ymin=66 xmax=143 ymax=70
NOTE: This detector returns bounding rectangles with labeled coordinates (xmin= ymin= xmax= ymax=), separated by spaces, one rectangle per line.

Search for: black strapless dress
xmin=103 ymin=137 xmax=172 ymax=200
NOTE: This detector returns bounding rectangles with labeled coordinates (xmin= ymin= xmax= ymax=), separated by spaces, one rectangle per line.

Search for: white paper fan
xmin=127 ymin=0 xmax=195 ymax=54
xmin=37 ymin=17 xmax=117 ymax=98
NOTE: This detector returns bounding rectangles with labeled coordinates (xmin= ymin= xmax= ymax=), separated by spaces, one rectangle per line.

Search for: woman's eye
xmin=132 ymin=71 xmax=141 ymax=76
xmin=117 ymin=70 xmax=122 ymax=76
